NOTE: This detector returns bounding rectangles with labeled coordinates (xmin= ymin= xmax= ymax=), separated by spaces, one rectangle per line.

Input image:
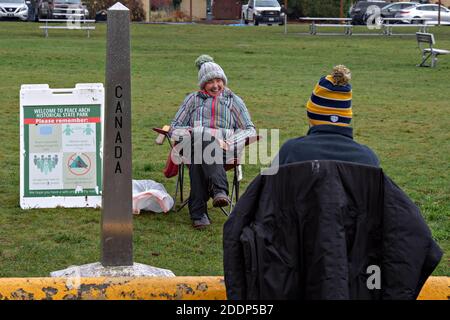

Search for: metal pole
xmin=190 ymin=0 xmax=192 ymax=22
xmin=102 ymin=2 xmax=133 ymax=267
xmin=438 ymin=0 xmax=441 ymax=26
xmin=284 ymin=0 xmax=288 ymax=34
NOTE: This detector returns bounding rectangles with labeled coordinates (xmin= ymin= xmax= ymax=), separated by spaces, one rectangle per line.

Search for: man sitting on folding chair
xmin=169 ymin=54 xmax=256 ymax=229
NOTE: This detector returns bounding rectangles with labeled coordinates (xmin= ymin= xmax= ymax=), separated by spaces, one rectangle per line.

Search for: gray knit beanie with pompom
xmin=195 ymin=54 xmax=228 ymax=89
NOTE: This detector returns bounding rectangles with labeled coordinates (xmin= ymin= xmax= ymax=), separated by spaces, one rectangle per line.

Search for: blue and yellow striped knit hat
xmin=306 ymin=65 xmax=352 ymax=127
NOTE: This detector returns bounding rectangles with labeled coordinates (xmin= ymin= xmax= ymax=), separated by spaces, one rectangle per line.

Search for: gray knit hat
xmin=195 ymin=55 xmax=228 ymax=89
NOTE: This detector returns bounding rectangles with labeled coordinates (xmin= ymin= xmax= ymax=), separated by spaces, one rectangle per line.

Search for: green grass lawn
xmin=0 ymin=21 xmax=448 ymax=277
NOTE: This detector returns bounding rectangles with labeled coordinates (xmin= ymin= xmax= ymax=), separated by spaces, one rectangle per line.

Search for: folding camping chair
xmin=153 ymin=126 xmax=260 ymax=216
xmin=416 ymin=32 xmax=450 ymax=68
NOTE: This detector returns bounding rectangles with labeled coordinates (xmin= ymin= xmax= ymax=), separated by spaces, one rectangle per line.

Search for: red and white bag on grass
xmin=132 ymin=180 xmax=174 ymax=214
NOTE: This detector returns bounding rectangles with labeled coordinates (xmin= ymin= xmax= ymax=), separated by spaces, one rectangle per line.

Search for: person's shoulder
xmin=230 ymin=95 xmax=248 ymax=112
xmin=280 ymin=136 xmax=307 ymax=152
xmin=227 ymin=89 xmax=244 ymax=102
xmin=223 ymin=87 xmax=234 ymax=96
xmin=286 ymin=135 xmax=307 ymax=144
xmin=181 ymin=91 xmax=200 ymax=103
xmin=274 ymin=136 xmax=307 ymax=166
xmin=359 ymin=143 xmax=380 ymax=167
xmin=182 ymin=91 xmax=197 ymax=99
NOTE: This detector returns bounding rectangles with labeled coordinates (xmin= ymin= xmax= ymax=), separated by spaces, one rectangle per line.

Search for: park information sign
xmin=20 ymin=84 xmax=104 ymax=209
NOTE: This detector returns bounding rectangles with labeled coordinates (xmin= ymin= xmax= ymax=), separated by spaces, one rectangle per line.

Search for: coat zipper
xmin=210 ymin=95 xmax=217 ymax=129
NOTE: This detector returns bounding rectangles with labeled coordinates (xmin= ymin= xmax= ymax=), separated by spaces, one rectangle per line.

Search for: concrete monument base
xmin=50 ymin=262 xmax=175 ymax=278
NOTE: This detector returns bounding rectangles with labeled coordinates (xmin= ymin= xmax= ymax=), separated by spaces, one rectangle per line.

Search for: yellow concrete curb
xmin=0 ymin=276 xmax=447 ymax=300
xmin=0 ymin=276 xmax=226 ymax=300
xmin=417 ymin=276 xmax=449 ymax=300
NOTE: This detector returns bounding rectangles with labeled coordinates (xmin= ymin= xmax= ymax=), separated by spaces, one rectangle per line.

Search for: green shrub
xmin=287 ymin=0 xmax=353 ymax=18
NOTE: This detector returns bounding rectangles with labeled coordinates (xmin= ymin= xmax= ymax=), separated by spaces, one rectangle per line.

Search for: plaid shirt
xmin=170 ymin=88 xmax=256 ymax=145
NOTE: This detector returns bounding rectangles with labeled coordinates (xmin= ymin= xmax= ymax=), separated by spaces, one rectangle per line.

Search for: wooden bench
xmin=416 ymin=32 xmax=450 ymax=67
xmin=39 ymin=19 xmax=96 ymax=38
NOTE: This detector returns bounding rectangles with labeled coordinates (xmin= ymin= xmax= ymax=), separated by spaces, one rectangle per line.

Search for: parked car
xmin=242 ymin=0 xmax=284 ymax=26
xmin=0 ymin=0 xmax=29 ymax=21
xmin=395 ymin=4 xmax=450 ymax=24
xmin=36 ymin=0 xmax=88 ymax=20
xmin=95 ymin=9 xmax=106 ymax=22
xmin=381 ymin=2 xmax=418 ymax=19
xmin=350 ymin=1 xmax=388 ymax=25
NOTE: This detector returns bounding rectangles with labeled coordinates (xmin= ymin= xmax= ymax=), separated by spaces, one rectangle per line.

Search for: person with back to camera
xmin=275 ymin=65 xmax=380 ymax=167
xmin=223 ymin=65 xmax=443 ymax=300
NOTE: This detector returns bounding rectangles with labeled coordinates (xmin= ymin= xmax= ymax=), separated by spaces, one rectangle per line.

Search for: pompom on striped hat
xmin=306 ymin=65 xmax=353 ymax=127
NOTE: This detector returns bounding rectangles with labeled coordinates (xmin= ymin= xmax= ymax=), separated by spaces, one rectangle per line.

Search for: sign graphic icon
xmin=63 ymin=125 xmax=74 ymax=136
xmin=34 ymin=155 xmax=58 ymax=175
xmin=67 ymin=153 xmax=91 ymax=176
xmin=83 ymin=124 xmax=94 ymax=135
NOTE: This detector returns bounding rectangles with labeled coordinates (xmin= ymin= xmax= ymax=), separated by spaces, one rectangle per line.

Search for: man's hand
xmin=218 ymin=139 xmax=229 ymax=151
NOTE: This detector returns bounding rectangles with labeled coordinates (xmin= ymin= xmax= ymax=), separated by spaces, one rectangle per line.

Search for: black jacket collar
xmin=307 ymin=125 xmax=353 ymax=139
